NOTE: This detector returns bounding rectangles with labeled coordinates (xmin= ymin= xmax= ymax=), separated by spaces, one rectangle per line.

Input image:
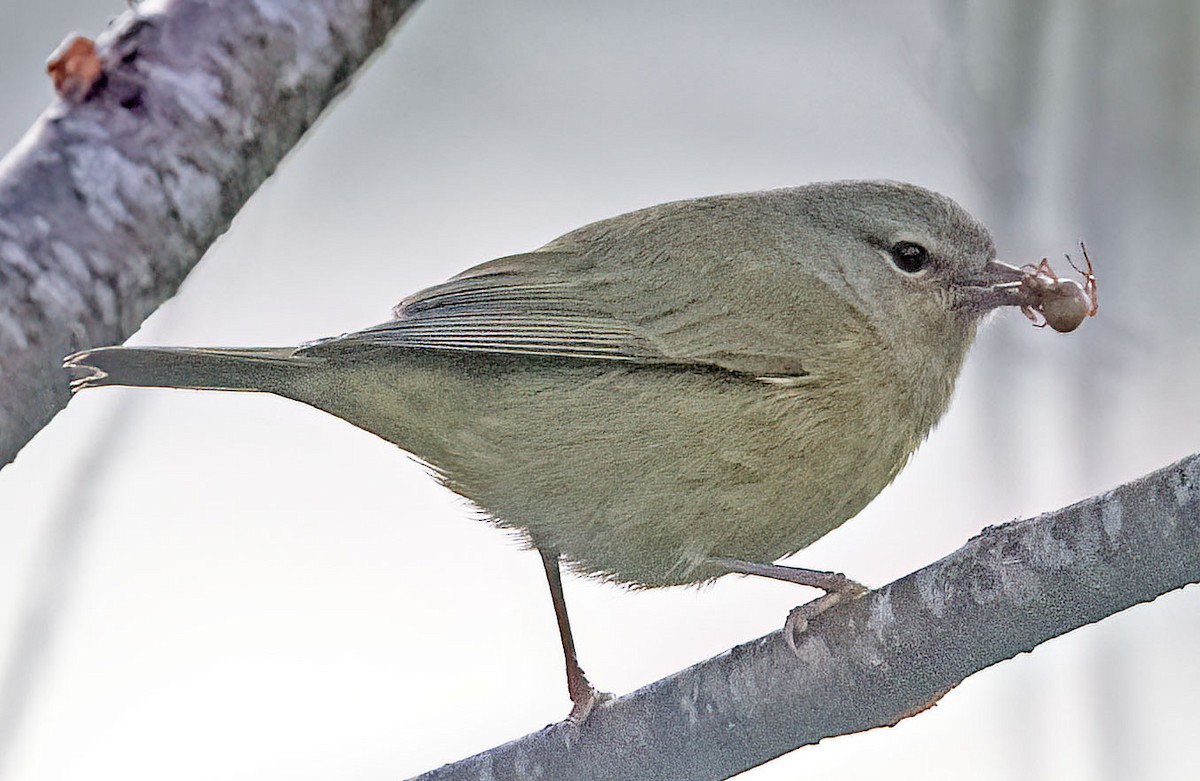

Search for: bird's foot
xmin=565 ymin=678 xmax=613 ymax=726
xmin=784 ymin=579 xmax=869 ymax=653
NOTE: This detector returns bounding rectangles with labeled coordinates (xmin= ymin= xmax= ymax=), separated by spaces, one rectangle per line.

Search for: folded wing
xmin=299 ymin=251 xmax=668 ymax=363
xmin=299 ymin=247 xmax=812 ymax=381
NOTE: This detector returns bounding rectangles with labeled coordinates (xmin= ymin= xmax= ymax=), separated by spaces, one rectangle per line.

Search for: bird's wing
xmin=299 ymin=243 xmax=819 ymax=381
xmin=299 ymin=252 xmax=668 ymax=364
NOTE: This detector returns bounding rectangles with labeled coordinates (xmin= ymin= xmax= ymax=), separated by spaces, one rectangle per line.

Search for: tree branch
xmin=0 ymin=0 xmax=420 ymax=468
xmin=414 ymin=452 xmax=1200 ymax=781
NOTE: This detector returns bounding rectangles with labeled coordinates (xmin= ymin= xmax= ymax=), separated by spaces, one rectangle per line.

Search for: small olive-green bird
xmin=66 ymin=180 xmax=1048 ymax=721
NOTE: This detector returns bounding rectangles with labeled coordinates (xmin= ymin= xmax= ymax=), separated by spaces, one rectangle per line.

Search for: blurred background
xmin=1 ymin=0 xmax=1198 ymax=778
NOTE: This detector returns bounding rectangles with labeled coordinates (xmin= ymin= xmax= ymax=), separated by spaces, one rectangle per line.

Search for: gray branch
xmin=0 ymin=0 xmax=420 ymax=468
xmin=415 ymin=452 xmax=1200 ymax=781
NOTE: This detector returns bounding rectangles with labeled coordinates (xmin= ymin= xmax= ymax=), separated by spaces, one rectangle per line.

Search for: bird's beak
xmin=961 ymin=259 xmax=1029 ymax=313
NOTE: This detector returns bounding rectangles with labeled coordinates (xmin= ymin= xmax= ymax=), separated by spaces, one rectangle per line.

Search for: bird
xmin=65 ymin=180 xmax=1067 ymax=722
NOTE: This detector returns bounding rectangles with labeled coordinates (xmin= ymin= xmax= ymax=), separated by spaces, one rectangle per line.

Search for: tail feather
xmin=64 ymin=346 xmax=310 ymax=394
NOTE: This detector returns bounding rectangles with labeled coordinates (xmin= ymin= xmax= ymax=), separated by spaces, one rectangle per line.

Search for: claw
xmin=784 ymin=582 xmax=868 ymax=653
xmin=564 ymin=685 xmax=612 ymax=727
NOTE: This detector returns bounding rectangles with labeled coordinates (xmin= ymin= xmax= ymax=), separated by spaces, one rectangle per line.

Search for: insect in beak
xmin=1008 ymin=242 xmax=1099 ymax=333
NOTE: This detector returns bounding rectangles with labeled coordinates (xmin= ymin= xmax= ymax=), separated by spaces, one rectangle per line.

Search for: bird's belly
xmin=290 ymin=353 xmax=919 ymax=588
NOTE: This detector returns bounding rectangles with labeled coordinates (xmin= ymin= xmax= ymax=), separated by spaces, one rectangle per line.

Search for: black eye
xmin=890 ymin=241 xmax=929 ymax=274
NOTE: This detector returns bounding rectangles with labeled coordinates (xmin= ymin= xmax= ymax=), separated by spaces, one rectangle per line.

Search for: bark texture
xmin=414 ymin=452 xmax=1200 ymax=781
xmin=0 ymin=0 xmax=420 ymax=467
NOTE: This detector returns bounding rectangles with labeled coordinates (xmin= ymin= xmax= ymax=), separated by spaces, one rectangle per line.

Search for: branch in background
xmin=415 ymin=452 xmax=1200 ymax=781
xmin=0 ymin=396 xmax=139 ymax=781
xmin=0 ymin=0 xmax=421 ymax=468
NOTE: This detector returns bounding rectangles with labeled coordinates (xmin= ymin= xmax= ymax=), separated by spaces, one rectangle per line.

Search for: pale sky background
xmin=1 ymin=1 xmax=1199 ymax=779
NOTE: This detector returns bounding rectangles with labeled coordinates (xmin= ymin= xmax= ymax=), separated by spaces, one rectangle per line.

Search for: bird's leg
xmin=538 ymin=547 xmax=607 ymax=724
xmin=710 ymin=557 xmax=869 ymax=652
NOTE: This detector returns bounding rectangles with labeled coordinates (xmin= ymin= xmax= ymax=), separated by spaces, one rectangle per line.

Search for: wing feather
xmin=299 ymin=224 xmax=815 ymax=383
xmin=300 ymin=253 xmax=667 ymax=363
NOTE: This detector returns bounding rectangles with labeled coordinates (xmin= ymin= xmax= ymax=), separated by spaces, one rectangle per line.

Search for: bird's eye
xmin=889 ymin=241 xmax=929 ymax=274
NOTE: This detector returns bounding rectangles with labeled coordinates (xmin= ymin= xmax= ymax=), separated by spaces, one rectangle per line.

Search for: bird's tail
xmin=64 ymin=346 xmax=310 ymax=394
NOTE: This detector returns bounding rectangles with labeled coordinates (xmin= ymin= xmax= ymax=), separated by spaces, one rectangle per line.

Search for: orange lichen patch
xmin=890 ymin=685 xmax=955 ymax=726
xmin=47 ymin=34 xmax=104 ymax=102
